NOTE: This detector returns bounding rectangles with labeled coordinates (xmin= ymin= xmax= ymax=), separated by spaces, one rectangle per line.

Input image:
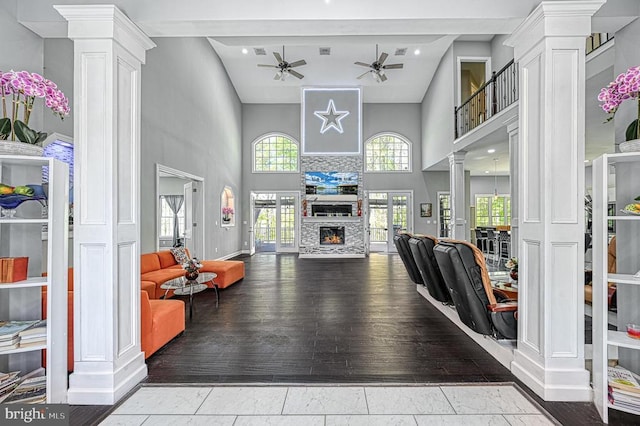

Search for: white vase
xmin=0 ymin=140 xmax=44 ymax=156
xmin=619 ymin=139 xmax=640 ymax=153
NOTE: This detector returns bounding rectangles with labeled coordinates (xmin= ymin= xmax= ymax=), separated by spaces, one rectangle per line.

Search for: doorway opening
xmin=367 ymin=191 xmax=412 ymax=252
xmin=156 ymin=164 xmax=205 ymax=258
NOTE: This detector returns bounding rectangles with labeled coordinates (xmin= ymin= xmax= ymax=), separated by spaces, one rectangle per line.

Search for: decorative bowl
xmin=626 ymin=324 xmax=640 ymax=339
xmin=619 ymin=139 xmax=640 ymax=153
xmin=0 ymin=185 xmax=47 ymax=218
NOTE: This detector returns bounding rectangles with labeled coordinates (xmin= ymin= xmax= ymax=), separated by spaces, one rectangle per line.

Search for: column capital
xmin=448 ymin=151 xmax=466 ymax=164
xmin=506 ymin=117 xmax=519 ymax=135
xmin=55 ymin=5 xmax=155 ymax=63
xmin=505 ymin=0 xmax=605 ymax=60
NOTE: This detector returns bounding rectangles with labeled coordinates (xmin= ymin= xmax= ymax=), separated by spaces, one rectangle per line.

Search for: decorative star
xmin=314 ymin=99 xmax=350 ymax=134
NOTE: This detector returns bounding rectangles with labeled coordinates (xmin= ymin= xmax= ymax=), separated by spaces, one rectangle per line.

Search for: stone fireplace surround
xmin=299 ymin=155 xmax=365 ymax=258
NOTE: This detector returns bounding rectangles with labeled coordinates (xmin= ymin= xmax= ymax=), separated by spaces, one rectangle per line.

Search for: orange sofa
xmin=141 ymin=250 xmax=245 ymax=299
xmin=43 ymin=268 xmax=185 ymax=371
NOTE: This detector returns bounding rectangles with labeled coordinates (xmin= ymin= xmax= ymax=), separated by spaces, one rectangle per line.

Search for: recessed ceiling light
xmin=414 ymin=48 xmax=420 ymax=55
xmin=241 ymin=48 xmax=248 ymax=55
xmin=485 ymin=170 xmax=490 ymax=174
xmin=584 ymin=159 xmax=590 ymax=163
xmin=487 ymin=148 xmax=496 ymax=153
xmin=325 ymin=0 xmax=330 ymax=3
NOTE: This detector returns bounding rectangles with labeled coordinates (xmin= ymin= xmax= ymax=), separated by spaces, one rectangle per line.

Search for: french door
xmin=250 ymin=191 xmax=299 ymax=253
xmin=367 ymin=191 xmax=412 ymax=252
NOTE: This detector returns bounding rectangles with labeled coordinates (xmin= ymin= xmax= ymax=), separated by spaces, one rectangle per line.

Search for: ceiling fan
xmin=355 ymin=44 xmax=403 ymax=82
xmin=257 ymin=46 xmax=307 ymax=81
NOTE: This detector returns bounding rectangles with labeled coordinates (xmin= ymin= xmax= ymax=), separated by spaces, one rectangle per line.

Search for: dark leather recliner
xmin=433 ymin=240 xmax=517 ymax=340
xmin=408 ymin=235 xmax=452 ymax=304
xmin=393 ymin=233 xmax=423 ymax=285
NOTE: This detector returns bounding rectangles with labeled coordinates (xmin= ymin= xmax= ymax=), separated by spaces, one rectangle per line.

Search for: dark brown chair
xmin=434 ymin=240 xmax=517 ymax=339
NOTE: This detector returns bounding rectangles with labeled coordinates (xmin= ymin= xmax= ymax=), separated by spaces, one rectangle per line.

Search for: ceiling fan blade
xmin=380 ymin=73 xmax=388 ymax=82
xmin=258 ymin=64 xmax=278 ymax=68
xmin=356 ymin=70 xmax=370 ymax=79
xmin=354 ymin=62 xmax=372 ymax=68
xmin=378 ymin=52 xmax=388 ymax=65
xmin=383 ymin=63 xmax=403 ymax=69
xmin=288 ymin=59 xmax=307 ymax=68
xmin=273 ymin=51 xmax=283 ymax=64
xmin=288 ymin=69 xmax=304 ymax=79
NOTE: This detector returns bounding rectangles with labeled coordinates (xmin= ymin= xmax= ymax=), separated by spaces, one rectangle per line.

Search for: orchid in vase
xmin=598 ymin=65 xmax=640 ymax=143
xmin=222 ymin=206 xmax=234 ymax=221
xmin=0 ymin=70 xmax=70 ymax=144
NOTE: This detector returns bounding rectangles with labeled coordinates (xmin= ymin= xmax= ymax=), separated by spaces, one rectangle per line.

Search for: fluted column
xmin=507 ymin=120 xmax=519 ymax=257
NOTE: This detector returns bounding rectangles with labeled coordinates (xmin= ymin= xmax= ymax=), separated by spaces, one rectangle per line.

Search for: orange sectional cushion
xmin=148 ymin=298 xmax=185 ymax=359
xmin=140 ymin=269 xmax=186 ymax=286
xmin=157 ymin=250 xmax=180 ymax=269
xmin=141 ymin=253 xmax=161 ymax=274
xmin=199 ymin=260 xmax=245 ymax=289
xmin=141 ymin=280 xmax=156 ymax=298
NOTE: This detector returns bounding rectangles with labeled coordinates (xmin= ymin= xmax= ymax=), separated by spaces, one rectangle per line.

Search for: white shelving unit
xmin=0 ymin=155 xmax=68 ymax=403
xmin=592 ymin=152 xmax=640 ymax=423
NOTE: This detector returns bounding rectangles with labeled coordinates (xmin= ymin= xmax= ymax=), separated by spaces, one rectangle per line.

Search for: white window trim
xmin=364 ymin=132 xmax=413 ymax=173
xmin=252 ymin=132 xmax=300 ymax=173
xmin=474 ymin=193 xmax=511 ymax=227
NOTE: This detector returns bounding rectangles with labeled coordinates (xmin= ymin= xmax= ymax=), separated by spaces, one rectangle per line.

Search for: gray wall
xmin=0 ymin=1 xmax=45 ymax=134
xmin=421 ymin=46 xmax=455 ymax=170
xmin=490 ymin=35 xmax=514 ymax=72
xmin=140 ymin=37 xmax=242 ymax=258
xmin=43 ymin=39 xmax=74 ymax=137
xmin=241 ymin=102 xmax=446 ymax=236
xmin=470 ymin=175 xmax=510 ymax=198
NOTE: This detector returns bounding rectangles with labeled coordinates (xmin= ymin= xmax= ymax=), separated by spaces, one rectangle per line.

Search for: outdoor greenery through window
xmin=475 ymin=195 xmax=511 ymax=227
xmin=160 ymin=197 xmax=185 ymax=237
xmin=253 ymin=134 xmax=299 ymax=172
xmin=365 ymin=133 xmax=411 ymax=172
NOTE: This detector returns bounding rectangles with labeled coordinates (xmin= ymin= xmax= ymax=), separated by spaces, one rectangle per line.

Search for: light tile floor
xmin=99 ymin=384 xmax=559 ymax=426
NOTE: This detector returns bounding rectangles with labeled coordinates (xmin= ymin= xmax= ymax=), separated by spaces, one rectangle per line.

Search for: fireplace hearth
xmin=320 ymin=226 xmax=345 ymax=245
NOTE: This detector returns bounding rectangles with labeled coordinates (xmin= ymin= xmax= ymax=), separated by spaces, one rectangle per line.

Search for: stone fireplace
xmin=320 ymin=226 xmax=345 ymax=245
xmin=299 ymin=155 xmax=365 ymax=258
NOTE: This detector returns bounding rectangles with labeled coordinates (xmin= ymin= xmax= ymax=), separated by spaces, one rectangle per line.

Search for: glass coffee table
xmin=160 ymin=272 xmax=218 ymax=319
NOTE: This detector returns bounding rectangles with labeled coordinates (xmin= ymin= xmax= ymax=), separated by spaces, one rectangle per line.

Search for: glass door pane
xmin=254 ymin=194 xmax=276 ymax=253
xmin=277 ymin=194 xmax=297 ymax=252
xmin=389 ymin=194 xmax=409 ymax=252
xmin=438 ymin=192 xmax=451 ymax=238
xmin=368 ymin=192 xmax=388 ymax=252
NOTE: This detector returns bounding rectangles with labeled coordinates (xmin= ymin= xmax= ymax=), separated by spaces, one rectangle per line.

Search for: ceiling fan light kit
xmin=257 ymin=45 xmax=307 ymax=81
xmin=354 ymin=44 xmax=404 ymax=83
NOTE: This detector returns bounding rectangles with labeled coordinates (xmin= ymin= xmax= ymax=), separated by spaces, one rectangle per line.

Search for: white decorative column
xmin=505 ymin=0 xmax=604 ymax=401
xmin=55 ymin=5 xmax=156 ymax=405
xmin=449 ymin=151 xmax=467 ymax=240
xmin=507 ymin=120 xmax=519 ymax=257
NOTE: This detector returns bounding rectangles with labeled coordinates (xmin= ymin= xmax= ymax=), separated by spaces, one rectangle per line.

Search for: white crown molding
xmin=54 ymin=5 xmax=155 ymax=62
xmin=505 ymin=0 xmax=606 ymax=60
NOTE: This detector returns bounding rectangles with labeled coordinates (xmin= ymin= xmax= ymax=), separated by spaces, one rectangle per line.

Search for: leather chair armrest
xmin=488 ymin=303 xmax=518 ymax=313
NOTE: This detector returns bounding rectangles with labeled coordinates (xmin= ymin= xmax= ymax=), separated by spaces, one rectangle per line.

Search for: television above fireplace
xmin=305 ymin=171 xmax=358 ymax=195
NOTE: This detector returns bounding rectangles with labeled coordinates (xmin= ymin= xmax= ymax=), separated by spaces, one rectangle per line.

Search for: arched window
xmin=365 ymin=133 xmax=411 ymax=172
xmin=253 ymin=133 xmax=299 ymax=172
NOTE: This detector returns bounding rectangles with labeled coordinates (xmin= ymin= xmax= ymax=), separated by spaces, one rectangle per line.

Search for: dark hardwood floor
xmin=71 ymin=253 xmax=638 ymax=425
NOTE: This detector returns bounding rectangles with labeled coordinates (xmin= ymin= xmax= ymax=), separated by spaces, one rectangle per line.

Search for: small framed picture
xmin=420 ymin=203 xmax=432 ymax=218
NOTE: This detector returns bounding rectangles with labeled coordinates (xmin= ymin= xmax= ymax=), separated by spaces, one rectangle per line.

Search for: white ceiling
xmin=208 ymin=35 xmax=461 ymax=104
